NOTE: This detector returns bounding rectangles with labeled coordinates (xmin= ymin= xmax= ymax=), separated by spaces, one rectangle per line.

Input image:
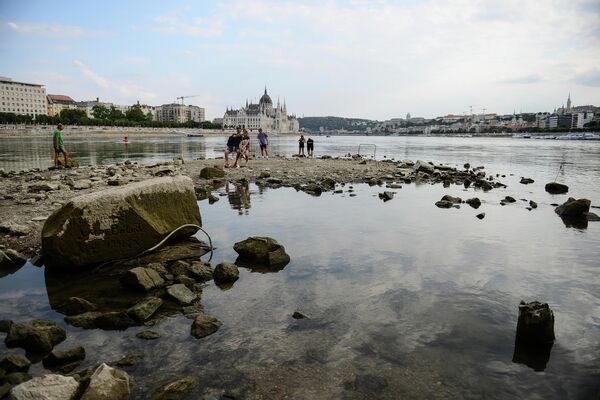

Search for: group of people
xmin=224 ymin=127 xmax=269 ymax=168
xmin=298 ymin=135 xmax=314 ymax=157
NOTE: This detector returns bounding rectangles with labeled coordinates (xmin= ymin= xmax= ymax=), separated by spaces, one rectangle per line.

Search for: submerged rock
xmin=136 ymin=330 xmax=161 ymax=340
xmin=61 ymin=297 xmax=97 ymax=316
xmin=122 ymin=267 xmax=165 ymax=291
xmin=42 ymin=345 xmax=86 ymax=373
xmin=545 ymin=182 xmax=568 ymax=194
xmin=191 ymin=315 xmax=222 ymax=339
xmin=555 ymin=197 xmax=591 ymax=218
xmin=378 ymin=191 xmax=394 ymax=201
xmin=42 ymin=176 xmax=202 ymax=270
xmin=0 ymin=355 xmax=30 ymax=374
xmin=213 ymin=263 xmax=239 ymax=283
xmin=150 ymin=376 xmax=198 ymax=400
xmin=516 ymin=301 xmax=555 ymax=344
xmin=81 ymin=363 xmax=132 ymax=400
xmin=127 ymin=297 xmax=163 ymax=322
xmin=5 ymin=320 xmax=66 ymax=354
xmin=166 ymin=284 xmax=197 ymax=305
xmin=233 ymin=237 xmax=291 ymax=268
xmin=9 ymin=374 xmax=79 ymax=400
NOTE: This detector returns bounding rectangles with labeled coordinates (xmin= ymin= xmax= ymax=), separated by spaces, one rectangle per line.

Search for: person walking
xmin=224 ymin=127 xmax=242 ymax=167
xmin=53 ymin=123 xmax=69 ymax=167
xmin=307 ymin=137 xmax=314 ymax=157
xmin=298 ymin=134 xmax=306 ymax=156
xmin=257 ymin=128 xmax=269 ymax=158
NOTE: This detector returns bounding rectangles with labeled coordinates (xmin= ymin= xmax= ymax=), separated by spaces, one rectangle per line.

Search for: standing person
xmin=298 ymin=134 xmax=306 ymax=156
xmin=236 ymin=129 xmax=251 ymax=166
xmin=53 ymin=123 xmax=69 ymax=167
xmin=257 ymin=128 xmax=269 ymax=158
xmin=307 ymin=137 xmax=314 ymax=157
xmin=224 ymin=127 xmax=242 ymax=167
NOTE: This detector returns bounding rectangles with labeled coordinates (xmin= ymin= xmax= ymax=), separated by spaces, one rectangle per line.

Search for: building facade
xmin=47 ymin=94 xmax=77 ymax=117
xmin=223 ymin=88 xmax=299 ymax=133
xmin=155 ymin=104 xmax=205 ymax=123
xmin=0 ymin=76 xmax=47 ymax=117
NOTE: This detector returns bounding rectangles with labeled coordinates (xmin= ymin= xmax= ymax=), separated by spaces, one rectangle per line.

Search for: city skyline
xmin=1 ymin=0 xmax=599 ymax=120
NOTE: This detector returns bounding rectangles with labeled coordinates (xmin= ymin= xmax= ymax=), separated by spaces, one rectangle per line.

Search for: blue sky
xmin=1 ymin=0 xmax=599 ymax=120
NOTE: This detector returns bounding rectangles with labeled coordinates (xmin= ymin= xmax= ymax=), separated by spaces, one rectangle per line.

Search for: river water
xmin=1 ymin=135 xmax=599 ymax=399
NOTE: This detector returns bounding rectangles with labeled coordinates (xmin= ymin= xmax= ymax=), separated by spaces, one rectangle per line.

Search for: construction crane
xmin=176 ymin=95 xmax=201 ymax=105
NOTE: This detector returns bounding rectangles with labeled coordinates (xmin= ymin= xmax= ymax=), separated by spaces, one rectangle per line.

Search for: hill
xmin=298 ymin=116 xmax=379 ymax=132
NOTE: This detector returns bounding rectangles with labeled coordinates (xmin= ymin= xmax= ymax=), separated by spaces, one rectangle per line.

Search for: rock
xmin=175 ymin=275 xmax=195 ymax=288
xmin=0 ymin=319 xmax=13 ymax=333
xmin=150 ymin=376 xmax=198 ymax=400
xmin=94 ymin=312 xmax=136 ymax=331
xmin=435 ymin=200 xmax=453 ymax=208
xmin=0 ymin=250 xmax=19 ymax=272
xmin=191 ymin=315 xmax=222 ymax=339
xmin=153 ymin=166 xmax=175 ymax=176
xmin=146 ymin=263 xmax=168 ymax=277
xmin=476 ymin=213 xmax=485 ymax=219
xmin=166 ymin=284 xmax=197 ymax=305
xmin=320 ymin=178 xmax=336 ymax=190
xmin=466 ymin=198 xmax=481 ymax=209
xmin=72 ymin=179 xmax=93 ymax=190
xmin=30 ymin=255 xmax=44 ymax=267
xmin=387 ymin=184 xmax=402 ymax=189
xmin=207 ymin=194 xmax=219 ymax=204
xmin=555 ymin=197 xmax=591 ymax=218
xmin=5 ymin=320 xmax=66 ymax=354
xmin=4 ymin=250 xmax=27 ymax=267
xmin=28 ymin=182 xmax=60 ymax=192
xmin=504 ymin=196 xmax=516 ymax=203
xmin=199 ymin=166 xmax=225 ymax=179
xmin=107 ymin=177 xmax=127 ymax=186
xmin=292 ymin=311 xmax=308 ymax=319
xmin=233 ymin=237 xmax=291 ymax=268
xmin=136 ymin=330 xmax=161 ymax=340
xmin=529 ymin=200 xmax=538 ymax=209
xmin=5 ymin=372 xmax=31 ymax=386
xmin=127 ymin=297 xmax=163 ymax=322
xmin=0 ymin=356 xmax=30 ymax=373
xmin=8 ymin=374 xmax=79 ymax=400
xmin=463 ymin=163 xmax=470 ymax=169
xmin=187 ymin=261 xmax=213 ymax=281
xmin=378 ymin=191 xmax=394 ymax=201
xmin=213 ymin=263 xmax=239 ymax=283
xmin=111 ymin=352 xmax=143 ymax=368
xmin=516 ymin=301 xmax=555 ymax=344
xmin=0 ymin=222 xmax=30 ymax=236
xmin=545 ymin=182 xmax=568 ymax=194
xmin=441 ymin=195 xmax=462 ymax=204
xmin=520 ymin=177 xmax=534 ymax=184
xmin=42 ymin=345 xmax=86 ymax=373
xmin=64 ymin=312 xmax=103 ymax=329
xmin=61 ymin=297 xmax=97 ymax=316
xmin=587 ymin=212 xmax=600 ymax=221
xmin=414 ymin=160 xmax=434 ymax=174
xmin=122 ymin=267 xmax=165 ymax=291
xmin=81 ymin=363 xmax=132 ymax=400
xmin=258 ymin=171 xmax=271 ymax=179
xmin=42 ymin=176 xmax=202 ymax=270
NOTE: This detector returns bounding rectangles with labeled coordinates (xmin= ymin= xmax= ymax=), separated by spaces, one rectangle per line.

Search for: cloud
xmin=151 ymin=15 xmax=224 ymax=37
xmin=572 ymin=69 xmax=600 ymax=86
xmin=498 ymin=74 xmax=544 ymax=84
xmin=73 ymin=60 xmax=157 ymax=102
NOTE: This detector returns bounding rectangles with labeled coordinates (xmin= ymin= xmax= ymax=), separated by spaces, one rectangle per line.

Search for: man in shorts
xmin=224 ymin=127 xmax=243 ymax=167
xmin=257 ymin=128 xmax=269 ymax=158
xmin=53 ymin=123 xmax=69 ymax=167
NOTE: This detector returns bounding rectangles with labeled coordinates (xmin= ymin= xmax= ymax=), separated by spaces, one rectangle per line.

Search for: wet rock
xmin=208 ymin=194 xmax=219 ymax=204
xmin=187 ymin=261 xmax=213 ymax=281
xmin=94 ymin=312 xmax=136 ymax=331
xmin=435 ymin=200 xmax=454 ymax=208
xmin=0 ymin=319 xmax=13 ymax=333
xmin=378 ymin=191 xmax=394 ymax=201
xmin=9 ymin=374 xmax=79 ymax=400
xmin=5 ymin=320 xmax=66 ymax=354
xmin=199 ymin=166 xmax=225 ymax=179
xmin=42 ymin=176 xmax=202 ymax=270
xmin=175 ymin=275 xmax=196 ymax=288
xmin=122 ymin=267 xmax=165 ymax=291
xmin=111 ymin=352 xmax=143 ymax=368
xmin=0 ymin=250 xmax=20 ymax=273
xmin=0 ymin=222 xmax=30 ymax=236
xmin=72 ymin=179 xmax=93 ymax=190
xmin=194 ymin=186 xmax=210 ymax=201
xmin=42 ymin=345 xmax=86 ymax=373
xmin=81 ymin=363 xmax=132 ymax=400
xmin=466 ymin=198 xmax=481 ymax=209
xmin=191 ymin=315 xmax=222 ymax=339
xmin=529 ymin=200 xmax=538 ymax=209
xmin=0 ymin=356 xmax=30 ymax=373
xmin=61 ymin=297 xmax=97 ymax=316
xmin=587 ymin=212 xmax=600 ymax=221
xmin=149 ymin=376 xmax=198 ymax=400
xmin=545 ymin=182 xmax=568 ymax=194
xmin=233 ymin=237 xmax=291 ymax=268
xmin=555 ymin=197 xmax=591 ymax=218
xmin=504 ymin=196 xmax=516 ymax=203
xmin=520 ymin=177 xmax=534 ymax=184
xmin=414 ymin=160 xmax=434 ymax=174
xmin=5 ymin=372 xmax=32 ymax=386
xmin=516 ymin=301 xmax=555 ymax=344
xmin=213 ymin=263 xmax=239 ymax=283
xmin=166 ymin=284 xmax=197 ymax=305
xmin=4 ymin=250 xmax=27 ymax=267
xmin=292 ymin=311 xmax=308 ymax=319
xmin=441 ymin=195 xmax=462 ymax=204
xmin=136 ymin=330 xmax=161 ymax=340
xmin=127 ymin=297 xmax=163 ymax=322
xmin=64 ymin=312 xmax=103 ymax=329
xmin=28 ymin=182 xmax=60 ymax=192
xmin=476 ymin=213 xmax=486 ymax=219
xmin=320 ymin=178 xmax=336 ymax=191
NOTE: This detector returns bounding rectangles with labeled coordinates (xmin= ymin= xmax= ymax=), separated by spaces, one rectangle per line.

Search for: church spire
xmin=567 ymin=93 xmax=572 ymax=111
xmin=264 ymin=85 xmax=267 ymax=95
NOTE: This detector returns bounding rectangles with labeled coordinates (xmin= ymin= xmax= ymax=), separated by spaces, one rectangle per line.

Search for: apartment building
xmin=0 ymin=76 xmax=47 ymax=117
xmin=156 ymin=103 xmax=205 ymax=123
xmin=47 ymin=94 xmax=77 ymax=117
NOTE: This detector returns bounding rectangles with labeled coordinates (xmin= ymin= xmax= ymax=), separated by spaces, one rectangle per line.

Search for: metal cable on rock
xmin=138 ymin=223 xmax=214 ymax=262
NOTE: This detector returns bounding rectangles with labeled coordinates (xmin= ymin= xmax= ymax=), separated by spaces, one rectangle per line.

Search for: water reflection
xmin=224 ymin=180 xmax=251 ymax=215
xmin=512 ymin=336 xmax=554 ymax=372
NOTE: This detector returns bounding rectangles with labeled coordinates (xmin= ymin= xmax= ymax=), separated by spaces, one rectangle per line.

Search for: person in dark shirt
xmin=298 ymin=135 xmax=306 ymax=156
xmin=225 ymin=127 xmax=243 ymax=167
xmin=307 ymin=137 xmax=314 ymax=157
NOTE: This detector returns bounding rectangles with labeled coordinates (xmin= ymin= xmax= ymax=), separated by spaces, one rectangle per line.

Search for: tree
xmin=108 ymin=106 xmax=125 ymax=121
xmin=92 ymin=104 xmax=110 ymax=120
xmin=125 ymin=105 xmax=147 ymax=122
xmin=59 ymin=108 xmax=87 ymax=124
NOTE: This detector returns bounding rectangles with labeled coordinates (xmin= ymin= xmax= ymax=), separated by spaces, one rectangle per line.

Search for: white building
xmin=155 ymin=103 xmax=205 ymax=123
xmin=576 ymin=111 xmax=594 ymax=129
xmin=0 ymin=76 xmax=47 ymax=117
xmin=47 ymin=94 xmax=77 ymax=117
xmin=223 ymin=88 xmax=299 ymax=133
xmin=76 ymin=98 xmax=119 ymax=118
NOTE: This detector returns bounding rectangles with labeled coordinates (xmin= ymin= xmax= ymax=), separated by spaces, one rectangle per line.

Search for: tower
xmin=566 ymin=93 xmax=572 ymax=112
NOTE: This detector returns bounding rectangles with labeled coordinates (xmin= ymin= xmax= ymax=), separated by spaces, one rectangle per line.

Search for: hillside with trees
xmin=299 ymin=116 xmax=378 ymax=132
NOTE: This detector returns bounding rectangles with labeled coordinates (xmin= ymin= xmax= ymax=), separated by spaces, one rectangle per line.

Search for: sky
xmin=1 ymin=0 xmax=599 ymax=120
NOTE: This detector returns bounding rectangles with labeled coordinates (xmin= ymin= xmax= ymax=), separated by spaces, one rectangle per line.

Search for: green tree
xmin=108 ymin=106 xmax=125 ymax=121
xmin=59 ymin=108 xmax=87 ymax=124
xmin=92 ymin=104 xmax=110 ymax=120
xmin=125 ymin=105 xmax=147 ymax=122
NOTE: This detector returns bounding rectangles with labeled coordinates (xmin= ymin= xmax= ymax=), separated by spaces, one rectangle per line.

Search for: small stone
xmin=476 ymin=213 xmax=486 ymax=219
xmin=0 ymin=222 xmax=30 ymax=236
xmin=520 ymin=177 xmax=534 ymax=184
xmin=122 ymin=267 xmax=165 ymax=291
xmin=0 ymin=355 xmax=31 ymax=373
xmin=136 ymin=330 xmax=161 ymax=340
xmin=166 ymin=284 xmax=197 ymax=305
xmin=199 ymin=166 xmax=225 ymax=179
xmin=504 ymin=196 xmax=517 ymax=203
xmin=150 ymin=376 xmax=198 ymax=400
xmin=127 ymin=297 xmax=163 ymax=322
xmin=529 ymin=200 xmax=538 ymax=209
xmin=233 ymin=237 xmax=291 ymax=268
xmin=191 ymin=315 xmax=222 ymax=339
xmin=292 ymin=311 xmax=308 ymax=319
xmin=213 ymin=263 xmax=239 ymax=283
xmin=378 ymin=191 xmax=394 ymax=201
xmin=42 ymin=345 xmax=86 ymax=373
xmin=435 ymin=200 xmax=453 ymax=208
xmin=466 ymin=198 xmax=481 ymax=209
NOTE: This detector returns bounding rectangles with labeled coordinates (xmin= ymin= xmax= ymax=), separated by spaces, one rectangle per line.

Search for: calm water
xmin=1 ymin=136 xmax=600 ymax=399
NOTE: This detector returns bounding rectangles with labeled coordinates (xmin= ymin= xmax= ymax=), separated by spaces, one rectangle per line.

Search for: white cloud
xmin=151 ymin=14 xmax=224 ymax=37
xmin=6 ymin=21 xmax=85 ymax=36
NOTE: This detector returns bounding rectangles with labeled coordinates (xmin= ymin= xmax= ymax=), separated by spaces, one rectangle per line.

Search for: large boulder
xmin=233 ymin=237 xmax=290 ymax=268
xmin=5 ymin=320 xmax=66 ymax=354
xmin=81 ymin=363 xmax=132 ymax=400
xmin=545 ymin=182 xmax=568 ymax=194
xmin=9 ymin=374 xmax=79 ymax=400
xmin=199 ymin=166 xmax=225 ymax=179
xmin=42 ymin=176 xmax=202 ymax=270
xmin=414 ymin=160 xmax=434 ymax=174
xmin=555 ymin=197 xmax=591 ymax=218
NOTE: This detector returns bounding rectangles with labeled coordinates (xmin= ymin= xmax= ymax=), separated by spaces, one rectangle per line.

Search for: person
xmin=298 ymin=134 xmax=306 ymax=156
xmin=224 ymin=127 xmax=243 ymax=167
xmin=307 ymin=137 xmax=314 ymax=157
xmin=236 ymin=129 xmax=251 ymax=166
xmin=257 ymin=128 xmax=269 ymax=158
xmin=53 ymin=123 xmax=69 ymax=167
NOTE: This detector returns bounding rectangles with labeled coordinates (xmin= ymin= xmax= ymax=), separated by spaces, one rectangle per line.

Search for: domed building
xmin=223 ymin=87 xmax=299 ymax=133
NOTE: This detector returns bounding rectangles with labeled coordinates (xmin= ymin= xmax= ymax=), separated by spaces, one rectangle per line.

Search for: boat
xmin=557 ymin=132 xmax=600 ymax=140
xmin=512 ymin=133 xmax=531 ymax=139
xmin=185 ymin=133 xmax=204 ymax=138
